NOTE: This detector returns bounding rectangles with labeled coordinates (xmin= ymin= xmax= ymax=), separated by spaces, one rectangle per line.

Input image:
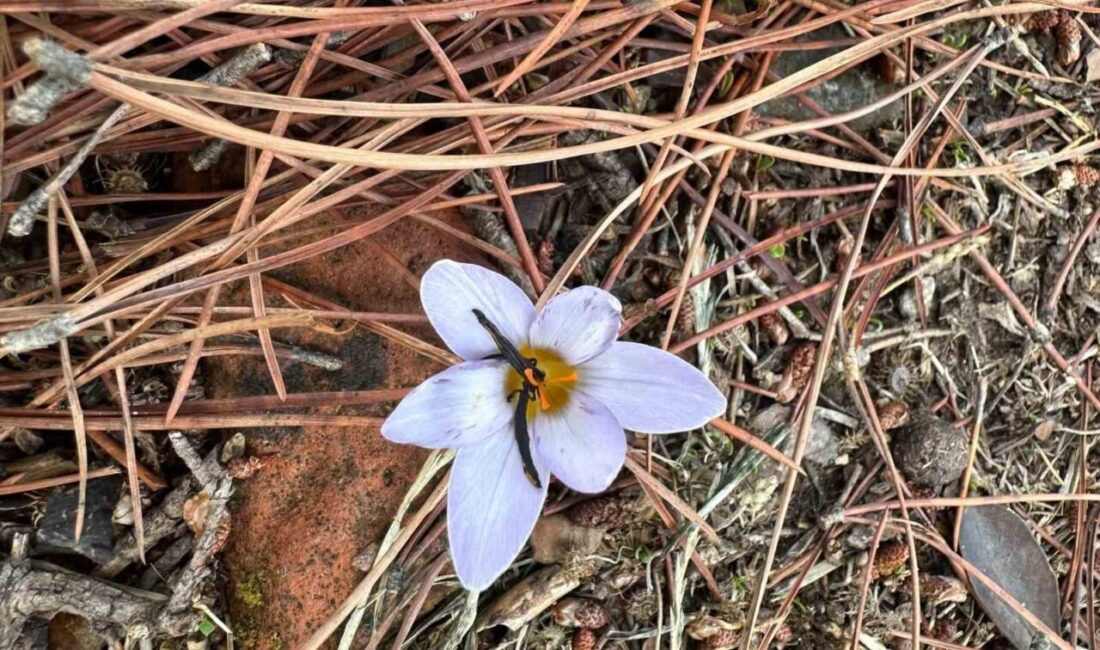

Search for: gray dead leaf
xmin=958 ymin=505 xmax=1060 ymax=650
xmin=978 ymin=302 xmax=1027 ymax=337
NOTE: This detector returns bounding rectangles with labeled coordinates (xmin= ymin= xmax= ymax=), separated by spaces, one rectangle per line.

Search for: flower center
xmin=505 ymin=346 xmax=578 ymax=418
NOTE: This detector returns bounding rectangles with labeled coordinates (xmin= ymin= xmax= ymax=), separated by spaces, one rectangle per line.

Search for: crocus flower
xmin=382 ymin=260 xmax=726 ymax=590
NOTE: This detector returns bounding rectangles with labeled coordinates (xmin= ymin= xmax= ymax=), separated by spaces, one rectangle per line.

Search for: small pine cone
xmin=552 ymin=598 xmax=609 ymax=628
xmin=686 ymin=616 xmax=738 ymax=640
xmin=759 ymin=312 xmax=789 ymax=345
xmin=571 ymin=628 xmax=597 ymax=650
xmin=872 ymin=541 xmax=910 ymax=579
xmin=1073 ymin=163 xmax=1100 ymax=187
xmin=926 ymin=618 xmax=959 ymax=642
xmin=1026 ymin=10 xmax=1063 ymax=32
xmin=676 ymin=292 xmax=696 ymax=334
xmin=567 ymin=495 xmax=634 ymax=528
xmin=877 ymin=400 xmax=909 ymax=430
xmin=227 ymin=456 xmax=265 ymax=479
xmin=919 ymin=574 xmax=968 ymax=605
xmin=704 ymin=629 xmax=740 ymax=649
xmin=624 ymin=588 xmax=658 ymax=622
xmin=1056 ymin=17 xmax=1082 ymax=66
xmin=775 ymin=342 xmax=816 ymax=403
xmin=561 ymin=556 xmax=601 ymax=582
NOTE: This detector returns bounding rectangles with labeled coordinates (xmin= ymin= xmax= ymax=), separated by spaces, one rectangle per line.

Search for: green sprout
xmin=767 ymin=242 xmax=787 ymax=259
xmin=197 ymin=616 xmax=216 ymax=637
xmin=942 ymin=32 xmax=968 ymax=49
xmin=950 ymin=140 xmax=972 ymax=165
xmin=730 ymin=575 xmax=750 ymax=600
xmin=755 ymin=154 xmax=776 ymax=172
xmin=719 ymin=69 xmax=735 ymax=96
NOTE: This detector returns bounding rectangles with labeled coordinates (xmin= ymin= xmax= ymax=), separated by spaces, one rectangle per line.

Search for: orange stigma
xmin=507 ymin=348 xmax=578 ymax=415
xmin=523 ymin=368 xmax=551 ymax=410
xmin=522 ymin=368 xmax=578 ymax=411
xmin=545 ymin=372 xmax=578 ymax=385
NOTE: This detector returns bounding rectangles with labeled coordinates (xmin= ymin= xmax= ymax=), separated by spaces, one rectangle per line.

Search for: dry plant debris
xmin=1 ymin=1 xmax=1100 ymax=649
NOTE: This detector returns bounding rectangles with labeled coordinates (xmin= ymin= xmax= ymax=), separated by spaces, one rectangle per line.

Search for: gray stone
xmin=37 ymin=475 xmax=122 ymax=565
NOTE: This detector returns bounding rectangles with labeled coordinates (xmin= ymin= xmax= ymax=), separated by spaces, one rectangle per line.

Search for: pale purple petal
xmin=421 ymin=260 xmax=535 ymax=361
xmin=578 ymin=342 xmax=726 ymax=433
xmin=381 ymin=360 xmax=510 ymax=449
xmin=448 ymin=431 xmax=548 ymax=591
xmin=529 ymin=286 xmax=621 ymax=365
xmin=533 ymin=392 xmax=625 ymax=493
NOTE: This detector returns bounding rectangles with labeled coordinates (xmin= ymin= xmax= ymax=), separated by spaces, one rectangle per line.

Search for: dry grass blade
xmin=112 ymin=367 xmax=145 ymax=563
xmin=710 ymin=418 xmax=802 ymax=473
xmin=85 ymin=0 xmax=1100 ymax=178
xmin=46 ymin=197 xmax=87 ymax=541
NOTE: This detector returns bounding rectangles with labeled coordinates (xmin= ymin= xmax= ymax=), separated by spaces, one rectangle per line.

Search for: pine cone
xmin=759 ymin=312 xmax=789 ymax=345
xmin=552 ymin=598 xmax=609 ymax=628
xmin=919 ymin=574 xmax=968 ymax=604
xmin=926 ymin=618 xmax=959 ymax=642
xmin=1026 ymin=10 xmax=1063 ymax=32
xmin=1073 ymin=163 xmax=1100 ymax=187
xmin=704 ymin=629 xmax=741 ymax=649
xmin=877 ymin=400 xmax=909 ymax=430
xmin=872 ymin=541 xmax=910 ymax=579
xmin=571 ymin=628 xmax=597 ymax=650
xmin=686 ymin=616 xmax=738 ymax=640
xmin=677 ymin=292 xmax=697 ymax=335
xmin=560 ymin=556 xmax=601 ymax=582
xmin=1056 ymin=16 xmax=1082 ymax=66
xmin=624 ymin=588 xmax=658 ymax=621
xmin=776 ymin=342 xmax=816 ymax=403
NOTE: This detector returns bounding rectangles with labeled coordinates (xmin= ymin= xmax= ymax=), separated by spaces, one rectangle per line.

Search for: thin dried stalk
xmin=47 ymin=197 xmax=87 ymax=542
